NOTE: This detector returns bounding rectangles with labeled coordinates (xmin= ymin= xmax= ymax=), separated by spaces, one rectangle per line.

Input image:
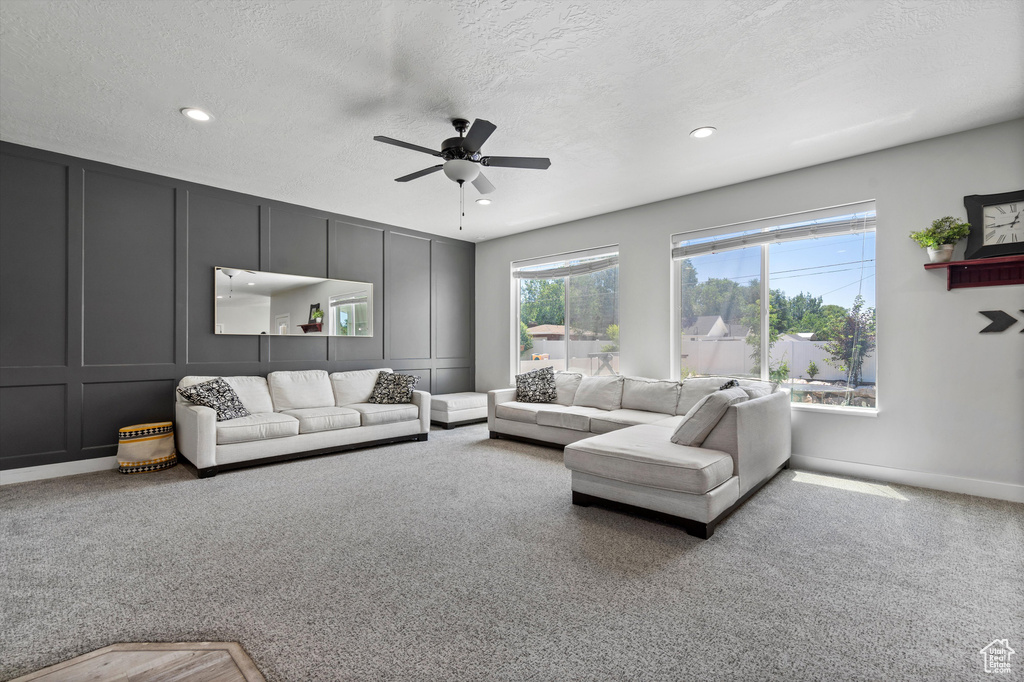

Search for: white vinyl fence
xmin=680 ymin=337 xmax=875 ymax=383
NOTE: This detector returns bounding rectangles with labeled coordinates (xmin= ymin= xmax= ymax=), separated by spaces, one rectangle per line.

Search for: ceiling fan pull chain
xmin=459 ymin=181 xmax=464 ymax=230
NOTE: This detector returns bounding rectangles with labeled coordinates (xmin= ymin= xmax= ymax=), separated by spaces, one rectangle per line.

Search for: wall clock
xmin=963 ymin=190 xmax=1024 ymax=259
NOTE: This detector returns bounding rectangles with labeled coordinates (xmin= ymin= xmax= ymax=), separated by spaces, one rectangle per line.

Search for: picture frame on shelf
xmin=963 ymin=190 xmax=1024 ymax=260
xmin=308 ymin=303 xmax=322 ymax=323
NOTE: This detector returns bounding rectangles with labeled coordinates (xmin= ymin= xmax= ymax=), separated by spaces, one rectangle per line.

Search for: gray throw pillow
xmin=516 ymin=367 xmax=557 ymax=403
xmin=177 ymin=377 xmax=251 ymax=422
xmin=670 ymin=386 xmax=749 ymax=446
xmin=368 ymin=372 xmax=419 ymax=404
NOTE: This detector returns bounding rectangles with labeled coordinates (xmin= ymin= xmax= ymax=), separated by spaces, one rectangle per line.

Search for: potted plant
xmin=311 ymin=308 xmax=324 ymax=322
xmin=910 ymin=216 xmax=971 ymax=264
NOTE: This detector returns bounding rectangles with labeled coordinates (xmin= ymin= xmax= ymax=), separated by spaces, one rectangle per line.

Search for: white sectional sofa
xmin=488 ymin=374 xmax=791 ymax=538
xmin=175 ymin=369 xmax=429 ymax=477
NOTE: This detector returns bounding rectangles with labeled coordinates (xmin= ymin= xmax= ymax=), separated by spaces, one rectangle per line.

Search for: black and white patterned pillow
xmin=368 ymin=372 xmax=419 ymax=404
xmin=515 ymin=366 xmax=557 ymax=403
xmin=719 ymin=379 xmax=740 ymax=390
xmin=177 ymin=378 xmax=251 ymax=422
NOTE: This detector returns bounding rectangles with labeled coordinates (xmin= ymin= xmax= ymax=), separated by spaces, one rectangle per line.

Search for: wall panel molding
xmin=0 ymin=141 xmax=475 ymax=471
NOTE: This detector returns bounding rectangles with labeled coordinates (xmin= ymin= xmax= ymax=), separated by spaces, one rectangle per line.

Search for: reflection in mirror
xmin=215 ymin=267 xmax=373 ymax=336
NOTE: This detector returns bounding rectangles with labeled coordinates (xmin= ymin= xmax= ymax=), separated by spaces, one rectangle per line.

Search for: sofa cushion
xmin=177 ymin=378 xmax=251 ymax=422
xmin=536 ymin=406 xmax=607 ymax=432
xmin=564 ymin=425 xmax=735 ymax=495
xmin=651 ymin=415 xmax=685 ymax=429
xmin=216 ymin=412 xmax=299 ymax=445
xmin=671 ymin=387 xmax=748 ymax=446
xmin=676 ymin=377 xmax=774 ymax=414
xmin=331 ymin=368 xmax=392 ymax=406
xmin=554 ymin=372 xmax=584 ymax=405
xmin=368 ymin=372 xmax=419 ymax=404
xmin=280 ymin=406 xmax=361 ymax=434
xmin=495 ymin=401 xmax=570 ymax=425
xmin=590 ymin=408 xmax=674 ymax=434
xmin=431 ymin=392 xmax=487 ymax=413
xmin=621 ymin=377 xmax=680 ymax=414
xmin=349 ymin=402 xmax=419 ymax=426
xmin=223 ymin=376 xmax=275 ymax=414
xmin=268 ymin=370 xmax=335 ymax=411
xmin=573 ymin=375 xmax=624 ymax=411
xmin=676 ymin=377 xmax=729 ymax=414
xmin=515 ymin=366 xmax=557 ymax=403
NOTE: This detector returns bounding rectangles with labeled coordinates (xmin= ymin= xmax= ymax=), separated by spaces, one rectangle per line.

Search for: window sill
xmin=789 ymin=402 xmax=878 ymax=418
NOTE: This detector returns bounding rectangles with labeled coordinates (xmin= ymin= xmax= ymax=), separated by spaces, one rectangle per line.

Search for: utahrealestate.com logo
xmin=980 ymin=639 xmax=1016 ymax=674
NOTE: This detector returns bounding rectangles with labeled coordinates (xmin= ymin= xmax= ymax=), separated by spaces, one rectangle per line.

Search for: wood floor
xmin=11 ymin=642 xmax=266 ymax=682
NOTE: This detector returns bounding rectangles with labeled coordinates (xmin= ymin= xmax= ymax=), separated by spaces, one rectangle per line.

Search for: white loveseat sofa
xmin=176 ymin=369 xmax=429 ymax=477
xmin=488 ymin=374 xmax=791 ymax=538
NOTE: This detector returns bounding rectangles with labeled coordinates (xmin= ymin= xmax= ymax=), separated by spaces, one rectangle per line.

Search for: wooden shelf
xmin=924 ymin=254 xmax=1024 ymax=290
xmin=298 ymin=322 xmax=323 ymax=333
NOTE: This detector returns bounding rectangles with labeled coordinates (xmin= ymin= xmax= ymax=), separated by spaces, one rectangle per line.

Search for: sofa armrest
xmin=733 ymin=391 xmax=792 ymax=494
xmin=412 ymin=390 xmax=431 ymax=434
xmin=487 ymin=387 xmax=517 ymax=429
xmin=175 ymin=402 xmax=217 ymax=470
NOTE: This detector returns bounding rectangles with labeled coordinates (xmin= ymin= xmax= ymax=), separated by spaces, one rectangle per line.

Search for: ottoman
xmin=431 ymin=392 xmax=488 ymax=429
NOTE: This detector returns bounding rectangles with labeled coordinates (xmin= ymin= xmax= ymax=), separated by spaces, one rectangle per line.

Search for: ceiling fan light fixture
xmin=443 ymin=159 xmax=480 ymax=184
xmin=690 ymin=126 xmax=716 ymax=139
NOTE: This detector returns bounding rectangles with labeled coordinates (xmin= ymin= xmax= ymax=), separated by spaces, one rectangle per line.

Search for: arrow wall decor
xmin=978 ymin=310 xmax=1023 ymax=333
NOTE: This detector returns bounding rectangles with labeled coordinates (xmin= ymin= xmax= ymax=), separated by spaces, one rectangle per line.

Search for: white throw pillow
xmin=670 ymin=386 xmax=749 ymax=446
xmin=554 ymin=372 xmax=584 ymax=405
xmin=267 ymin=370 xmax=335 ymax=411
xmin=331 ymin=368 xmax=392 ymax=406
xmin=621 ymin=377 xmax=680 ymax=414
xmin=572 ymin=375 xmax=624 ymax=411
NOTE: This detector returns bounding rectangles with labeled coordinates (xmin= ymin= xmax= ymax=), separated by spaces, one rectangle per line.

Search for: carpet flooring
xmin=1 ymin=424 xmax=1021 ymax=681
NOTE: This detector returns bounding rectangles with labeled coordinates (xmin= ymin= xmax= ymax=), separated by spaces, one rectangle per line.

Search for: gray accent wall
xmin=0 ymin=142 xmax=475 ymax=471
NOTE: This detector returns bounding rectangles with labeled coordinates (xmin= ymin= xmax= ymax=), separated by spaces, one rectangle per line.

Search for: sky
xmin=684 ymin=231 xmax=876 ymax=310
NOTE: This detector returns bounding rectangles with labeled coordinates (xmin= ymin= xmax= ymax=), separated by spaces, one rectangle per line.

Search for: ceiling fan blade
xmin=472 ymin=172 xmax=495 ymax=194
xmin=481 ymin=156 xmax=551 ymax=170
xmin=373 ymin=135 xmax=441 ymax=157
xmin=395 ymin=165 xmax=444 ymax=182
xmin=462 ymin=119 xmax=497 ymax=153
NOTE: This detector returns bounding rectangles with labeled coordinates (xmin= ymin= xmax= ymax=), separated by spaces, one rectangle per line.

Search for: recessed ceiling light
xmin=181 ymin=107 xmax=211 ymax=122
xmin=247 ymin=282 xmax=255 ymax=286
xmin=690 ymin=126 xmax=716 ymax=139
xmin=216 ymin=295 xmax=224 ymax=299
xmin=475 ymin=198 xmax=492 ymax=205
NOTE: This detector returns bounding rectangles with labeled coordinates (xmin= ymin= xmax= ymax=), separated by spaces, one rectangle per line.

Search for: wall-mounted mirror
xmin=215 ymin=267 xmax=373 ymax=336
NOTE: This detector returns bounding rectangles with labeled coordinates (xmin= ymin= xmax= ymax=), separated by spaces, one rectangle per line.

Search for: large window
xmin=674 ymin=203 xmax=876 ymax=409
xmin=513 ymin=248 xmax=619 ymax=377
xmin=329 ymin=293 xmax=369 ymax=336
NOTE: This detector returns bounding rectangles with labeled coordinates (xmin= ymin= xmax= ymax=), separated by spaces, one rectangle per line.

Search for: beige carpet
xmin=1 ymin=424 xmax=1021 ymax=681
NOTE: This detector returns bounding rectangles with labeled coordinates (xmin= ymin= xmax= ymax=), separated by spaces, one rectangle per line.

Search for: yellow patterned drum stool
xmin=117 ymin=422 xmax=177 ymax=474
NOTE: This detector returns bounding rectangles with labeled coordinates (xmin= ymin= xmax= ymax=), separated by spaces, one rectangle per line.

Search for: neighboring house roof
xmin=527 ymin=324 xmax=565 ymax=335
xmin=728 ymin=324 xmax=751 ymax=338
xmin=682 ymin=316 xmax=726 ymax=336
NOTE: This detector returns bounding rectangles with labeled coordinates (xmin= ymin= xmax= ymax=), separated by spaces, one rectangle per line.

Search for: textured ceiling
xmin=1 ymin=0 xmax=1022 ymax=241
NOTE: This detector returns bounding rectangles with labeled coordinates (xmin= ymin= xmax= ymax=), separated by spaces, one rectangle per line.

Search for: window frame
xmin=510 ymin=245 xmax=619 ymax=383
xmin=670 ymin=201 xmax=877 ymax=413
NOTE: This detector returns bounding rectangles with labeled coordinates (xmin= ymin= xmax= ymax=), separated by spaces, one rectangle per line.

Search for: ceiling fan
xmin=373 ymin=118 xmax=551 ymax=195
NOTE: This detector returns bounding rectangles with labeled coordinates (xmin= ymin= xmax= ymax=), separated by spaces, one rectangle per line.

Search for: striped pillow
xmin=670 ymin=386 xmax=748 ymax=447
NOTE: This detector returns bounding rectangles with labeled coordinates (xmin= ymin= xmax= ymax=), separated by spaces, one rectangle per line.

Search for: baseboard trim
xmin=0 ymin=456 xmax=119 ymax=485
xmin=790 ymin=455 xmax=1024 ymax=503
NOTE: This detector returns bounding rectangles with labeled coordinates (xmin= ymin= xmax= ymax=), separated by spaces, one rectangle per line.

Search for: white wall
xmin=476 ymin=119 xmax=1024 ymax=500
xmin=216 ymin=300 xmax=270 ymax=334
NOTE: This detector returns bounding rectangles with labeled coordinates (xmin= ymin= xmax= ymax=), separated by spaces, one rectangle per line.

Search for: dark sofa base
xmin=489 ymin=430 xmax=573 ymax=449
xmin=572 ymin=459 xmax=790 ymax=539
xmin=181 ymin=432 xmax=429 ymax=479
xmin=432 ymin=417 xmax=488 ymax=430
